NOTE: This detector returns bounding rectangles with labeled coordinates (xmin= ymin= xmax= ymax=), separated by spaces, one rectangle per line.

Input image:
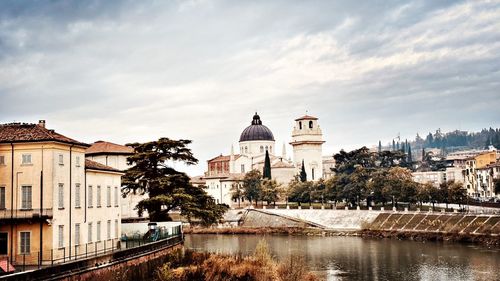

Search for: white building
xmin=195 ymin=113 xmax=332 ymax=206
xmin=86 ymin=141 xmax=148 ymax=221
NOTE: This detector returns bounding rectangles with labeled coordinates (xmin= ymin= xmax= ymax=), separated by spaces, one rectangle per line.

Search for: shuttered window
xmin=21 ymin=186 xmax=32 ymax=209
xmin=20 ymin=232 xmax=30 ymax=254
xmin=58 ymin=183 xmax=64 ymax=208
xmin=75 ymin=183 xmax=81 ymax=208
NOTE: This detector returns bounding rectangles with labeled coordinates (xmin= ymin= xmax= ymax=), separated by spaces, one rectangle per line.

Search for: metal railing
xmin=1 ymin=225 xmax=183 ymax=274
xmin=0 ymin=208 xmax=53 ymax=219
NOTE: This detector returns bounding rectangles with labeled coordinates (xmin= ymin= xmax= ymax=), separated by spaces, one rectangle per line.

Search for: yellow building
xmin=0 ymin=121 xmax=122 ymax=267
xmin=475 ymin=151 xmax=497 ymax=169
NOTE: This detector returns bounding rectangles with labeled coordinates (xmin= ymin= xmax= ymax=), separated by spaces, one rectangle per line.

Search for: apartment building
xmin=0 ymin=121 xmax=122 ymax=265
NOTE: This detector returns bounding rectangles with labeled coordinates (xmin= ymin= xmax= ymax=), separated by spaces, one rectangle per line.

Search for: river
xmin=185 ymin=234 xmax=500 ymax=281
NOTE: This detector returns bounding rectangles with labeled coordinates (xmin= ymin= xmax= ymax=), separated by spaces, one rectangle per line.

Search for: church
xmin=191 ymin=113 xmax=335 ymax=205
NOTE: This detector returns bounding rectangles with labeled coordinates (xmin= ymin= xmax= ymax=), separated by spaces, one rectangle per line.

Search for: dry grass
xmin=154 ymin=240 xmax=322 ymax=281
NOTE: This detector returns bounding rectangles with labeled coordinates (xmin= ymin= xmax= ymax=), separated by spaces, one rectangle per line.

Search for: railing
xmin=1 ymin=225 xmax=183 ymax=274
xmin=0 ymin=208 xmax=53 ymax=220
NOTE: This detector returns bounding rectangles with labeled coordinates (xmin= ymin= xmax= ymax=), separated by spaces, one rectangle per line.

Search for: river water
xmin=185 ymin=234 xmax=500 ymax=281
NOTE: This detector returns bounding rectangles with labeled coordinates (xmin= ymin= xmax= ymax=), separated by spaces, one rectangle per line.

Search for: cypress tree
xmin=300 ymin=160 xmax=307 ymax=182
xmin=396 ymin=141 xmax=400 ymax=151
xmin=378 ymin=140 xmax=382 ymax=153
xmin=408 ymin=145 xmax=413 ymax=163
xmin=263 ymin=150 xmax=272 ymax=179
xmin=392 ymin=140 xmax=396 ymax=151
xmin=421 ymin=148 xmax=425 ymax=162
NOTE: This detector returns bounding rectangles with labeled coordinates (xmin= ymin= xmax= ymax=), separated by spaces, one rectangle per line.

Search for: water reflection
xmin=185 ymin=234 xmax=500 ymax=281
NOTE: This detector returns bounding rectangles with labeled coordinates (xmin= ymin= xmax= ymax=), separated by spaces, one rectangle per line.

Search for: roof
xmin=86 ymin=140 xmax=134 ymax=155
xmin=0 ymin=122 xmax=89 ymax=147
xmin=85 ymin=159 xmax=123 ymax=173
xmin=208 ymin=154 xmax=241 ymax=163
xmin=295 ymin=115 xmax=318 ymax=121
xmin=190 ymin=175 xmax=206 ymax=184
xmin=272 ymin=161 xmax=294 ymax=168
xmin=239 ymin=113 xmax=275 ymax=142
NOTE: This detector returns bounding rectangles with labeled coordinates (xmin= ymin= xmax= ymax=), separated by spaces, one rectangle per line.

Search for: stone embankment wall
xmin=231 ymin=209 xmax=500 ymax=235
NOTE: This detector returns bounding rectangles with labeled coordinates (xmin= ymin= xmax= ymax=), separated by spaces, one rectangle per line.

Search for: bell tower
xmin=290 ymin=114 xmax=325 ymax=181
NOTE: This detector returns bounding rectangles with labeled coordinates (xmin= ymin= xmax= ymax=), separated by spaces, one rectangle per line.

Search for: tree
xmin=263 ymin=150 xmax=272 ymax=179
xmin=446 ymin=180 xmax=467 ymax=209
xmin=122 ymin=138 xmax=227 ymax=224
xmin=494 ymin=178 xmax=500 ymax=194
xmin=230 ymin=182 xmax=244 ymax=208
xmin=407 ymin=145 xmax=413 ymax=164
xmin=378 ymin=140 xmax=382 ymax=153
xmin=261 ymin=179 xmax=282 ymax=205
xmin=242 ymin=169 xmax=262 ymax=205
xmin=300 ymin=160 xmax=307 ymax=182
xmin=382 ymin=167 xmax=417 ymax=208
xmin=392 ymin=139 xmax=396 ymax=151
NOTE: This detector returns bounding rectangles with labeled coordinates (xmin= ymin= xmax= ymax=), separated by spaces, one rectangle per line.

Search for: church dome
xmin=239 ymin=113 xmax=275 ymax=142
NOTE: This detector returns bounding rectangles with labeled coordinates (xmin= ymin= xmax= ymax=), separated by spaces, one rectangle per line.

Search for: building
xmin=0 ymin=121 xmax=122 ymax=265
xmin=85 ymin=141 xmax=148 ymax=221
xmin=194 ymin=113 xmax=332 ymax=206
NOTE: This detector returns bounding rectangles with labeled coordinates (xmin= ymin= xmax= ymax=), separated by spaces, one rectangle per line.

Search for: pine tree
xmin=263 ymin=150 xmax=272 ymax=179
xmin=378 ymin=140 xmax=382 ymax=153
xmin=300 ymin=160 xmax=307 ymax=182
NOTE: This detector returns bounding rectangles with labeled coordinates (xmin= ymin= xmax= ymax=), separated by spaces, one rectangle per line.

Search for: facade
xmin=194 ymin=113 xmax=332 ymax=206
xmin=85 ymin=141 xmax=148 ymax=221
xmin=0 ymin=121 xmax=122 ymax=265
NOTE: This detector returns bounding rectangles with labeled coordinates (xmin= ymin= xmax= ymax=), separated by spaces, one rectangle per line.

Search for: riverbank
xmin=184 ymin=226 xmax=360 ymax=236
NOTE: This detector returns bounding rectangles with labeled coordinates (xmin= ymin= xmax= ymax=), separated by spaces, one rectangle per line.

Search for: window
xmin=75 ymin=223 xmax=80 ymax=245
xmin=299 ymin=121 xmax=302 ymax=130
xmin=75 ymin=156 xmax=80 ymax=167
xmin=58 ymin=183 xmax=64 ymax=208
xmin=245 ymin=147 xmax=248 ymax=153
xmin=312 ymin=168 xmax=315 ymax=180
xmin=96 ymin=186 xmax=101 ymax=207
xmin=22 ymin=154 xmax=32 ymax=165
xmin=96 ymin=222 xmax=101 ymax=241
xmin=107 ymin=186 xmax=111 ymax=207
xmin=0 ymin=187 xmax=5 ymax=209
xmin=241 ymin=164 xmax=245 ymax=173
xmin=21 ymin=186 xmax=32 ymax=209
xmin=270 ymin=146 xmax=272 ymax=153
xmin=88 ymin=185 xmax=93 ymax=207
xmin=58 ymin=225 xmax=64 ymax=248
xmin=260 ymin=146 xmax=264 ymax=153
xmin=309 ymin=121 xmax=313 ymax=129
xmin=58 ymin=154 xmax=64 ymax=165
xmin=75 ymin=183 xmax=81 ymax=208
xmin=20 ymin=232 xmax=30 ymax=254
xmin=265 ymin=146 xmax=268 ymax=152
xmin=88 ymin=222 xmax=93 ymax=243
xmin=0 ymin=155 xmax=4 ymax=165
xmin=114 ymin=187 xmax=119 ymax=207
xmin=115 ymin=219 xmax=119 ymax=238
xmin=107 ymin=220 xmax=111 ymax=239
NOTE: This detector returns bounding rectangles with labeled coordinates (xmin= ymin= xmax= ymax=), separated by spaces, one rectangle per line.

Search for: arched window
xmin=270 ymin=146 xmax=272 ymax=153
xmin=299 ymin=121 xmax=302 ymax=130
xmin=245 ymin=147 xmax=248 ymax=153
xmin=260 ymin=146 xmax=264 ymax=153
xmin=309 ymin=121 xmax=313 ymax=129
xmin=265 ymin=146 xmax=268 ymax=152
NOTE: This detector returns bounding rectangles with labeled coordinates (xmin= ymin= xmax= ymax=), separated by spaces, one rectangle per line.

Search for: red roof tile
xmin=0 ymin=122 xmax=89 ymax=147
xmin=86 ymin=141 xmax=134 ymax=155
xmin=85 ymin=159 xmax=123 ymax=173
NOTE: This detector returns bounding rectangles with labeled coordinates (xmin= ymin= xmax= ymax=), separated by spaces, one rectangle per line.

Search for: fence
xmin=1 ymin=225 xmax=183 ymax=274
xmin=0 ymin=208 xmax=53 ymax=219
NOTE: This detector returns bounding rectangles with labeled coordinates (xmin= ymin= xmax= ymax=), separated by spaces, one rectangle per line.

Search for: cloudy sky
xmin=0 ymin=0 xmax=499 ymax=175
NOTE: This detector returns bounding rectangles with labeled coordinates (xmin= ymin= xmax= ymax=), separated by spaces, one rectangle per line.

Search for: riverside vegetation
xmin=154 ymin=240 xmax=320 ymax=281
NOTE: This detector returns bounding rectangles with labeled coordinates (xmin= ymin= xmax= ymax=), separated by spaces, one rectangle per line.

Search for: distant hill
xmin=380 ymin=127 xmax=500 ymax=156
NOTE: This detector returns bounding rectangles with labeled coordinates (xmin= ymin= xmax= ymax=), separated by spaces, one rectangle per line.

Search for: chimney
xmin=38 ymin=120 xmax=46 ymax=128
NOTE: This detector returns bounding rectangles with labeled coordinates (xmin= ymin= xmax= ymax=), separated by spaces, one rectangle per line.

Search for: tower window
xmin=260 ymin=146 xmax=264 ymax=153
xmin=299 ymin=122 xmax=302 ymax=130
xmin=265 ymin=146 xmax=268 ymax=152
xmin=309 ymin=121 xmax=313 ymax=129
xmin=245 ymin=147 xmax=248 ymax=153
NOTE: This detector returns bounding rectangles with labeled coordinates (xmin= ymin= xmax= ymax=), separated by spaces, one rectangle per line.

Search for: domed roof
xmin=239 ymin=113 xmax=275 ymax=142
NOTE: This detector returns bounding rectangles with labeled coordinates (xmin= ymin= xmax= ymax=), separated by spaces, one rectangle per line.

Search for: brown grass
xmin=154 ymin=240 xmax=322 ymax=281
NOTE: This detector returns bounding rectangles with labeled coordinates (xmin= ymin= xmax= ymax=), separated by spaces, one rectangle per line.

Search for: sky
xmin=0 ymin=0 xmax=499 ymax=176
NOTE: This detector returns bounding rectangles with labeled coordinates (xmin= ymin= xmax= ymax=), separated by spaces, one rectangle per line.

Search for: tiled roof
xmin=272 ymin=161 xmax=294 ymax=168
xmin=295 ymin=115 xmax=318 ymax=121
xmin=85 ymin=159 xmax=123 ymax=173
xmin=86 ymin=140 xmax=134 ymax=155
xmin=208 ymin=154 xmax=241 ymax=162
xmin=190 ymin=175 xmax=206 ymax=184
xmin=0 ymin=122 xmax=89 ymax=147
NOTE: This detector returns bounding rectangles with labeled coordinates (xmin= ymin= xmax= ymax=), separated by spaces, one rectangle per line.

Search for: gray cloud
xmin=0 ymin=0 xmax=499 ymax=175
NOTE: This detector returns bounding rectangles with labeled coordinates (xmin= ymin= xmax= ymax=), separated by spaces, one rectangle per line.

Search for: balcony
xmin=0 ymin=208 xmax=53 ymax=221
